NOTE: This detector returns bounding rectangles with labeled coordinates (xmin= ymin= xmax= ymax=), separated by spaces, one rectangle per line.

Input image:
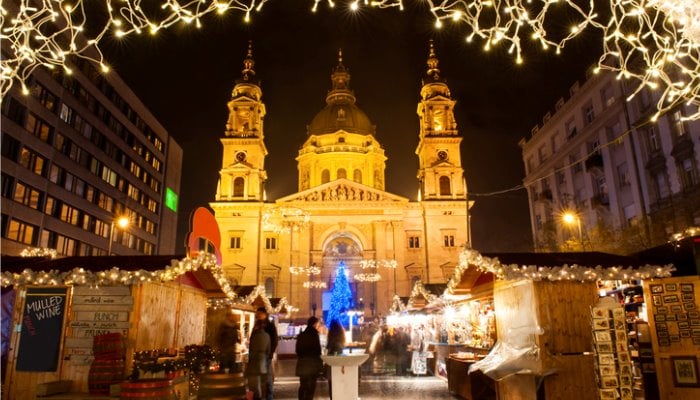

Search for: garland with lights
xmin=446 ymin=249 xmax=676 ymax=294
xmin=19 ymin=247 xmax=57 ymax=258
xmin=0 ymin=253 xmax=237 ymax=300
xmin=389 ymin=294 xmax=406 ymax=313
xmin=407 ymin=279 xmax=439 ymax=307
xmin=238 ymin=285 xmax=298 ymax=314
xmin=1 ymin=1 xmax=698 ymax=121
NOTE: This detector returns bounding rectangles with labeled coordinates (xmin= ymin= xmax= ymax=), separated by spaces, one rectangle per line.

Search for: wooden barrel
xmin=120 ymin=379 xmax=176 ymax=399
xmin=93 ymin=332 xmax=125 ymax=358
xmin=197 ymin=372 xmax=247 ymax=399
xmin=88 ymin=358 xmax=125 ymax=395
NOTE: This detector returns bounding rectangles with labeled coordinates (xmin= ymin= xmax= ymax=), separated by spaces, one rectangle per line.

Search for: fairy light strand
xmin=1 ymin=0 xmax=698 ymax=121
xmin=446 ymin=249 xmax=676 ymax=294
xmin=0 ymin=253 xmax=238 ymax=300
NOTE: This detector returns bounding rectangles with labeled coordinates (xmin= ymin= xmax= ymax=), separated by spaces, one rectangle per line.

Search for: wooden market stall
xmin=447 ymin=250 xmax=678 ymax=400
xmin=1 ymin=253 xmax=233 ymax=399
xmin=442 ymin=263 xmax=496 ymax=399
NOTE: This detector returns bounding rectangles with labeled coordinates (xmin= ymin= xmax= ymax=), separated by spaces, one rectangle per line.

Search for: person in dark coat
xmin=245 ymin=319 xmax=271 ymax=400
xmin=395 ymin=326 xmax=411 ymax=376
xmin=295 ymin=317 xmax=323 ymax=400
xmin=325 ymin=320 xmax=346 ymax=400
xmin=256 ymin=307 xmax=278 ymax=400
xmin=216 ymin=310 xmax=240 ymax=372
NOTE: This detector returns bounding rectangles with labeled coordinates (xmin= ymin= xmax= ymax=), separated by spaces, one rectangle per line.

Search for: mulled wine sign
xmin=16 ymin=287 xmax=68 ymax=371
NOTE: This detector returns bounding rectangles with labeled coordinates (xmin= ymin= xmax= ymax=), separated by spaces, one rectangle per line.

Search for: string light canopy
xmin=302 ymin=280 xmax=327 ymax=289
xmin=289 ymin=264 xmax=321 ymax=276
xmin=446 ymin=249 xmax=675 ymax=293
xmin=354 ymin=272 xmax=381 ymax=282
xmin=359 ymin=259 xmax=397 ymax=269
xmin=261 ymin=206 xmax=311 ymax=234
xmin=1 ymin=1 xmax=699 ymax=121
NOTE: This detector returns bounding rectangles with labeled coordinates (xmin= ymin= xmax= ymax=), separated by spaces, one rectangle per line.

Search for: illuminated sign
xmin=165 ymin=187 xmax=178 ymax=212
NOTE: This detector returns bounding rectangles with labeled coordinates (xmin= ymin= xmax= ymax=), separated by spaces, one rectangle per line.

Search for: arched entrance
xmin=318 ymin=233 xmax=374 ymax=319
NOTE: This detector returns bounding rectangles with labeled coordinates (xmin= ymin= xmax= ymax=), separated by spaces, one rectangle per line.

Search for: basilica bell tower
xmin=216 ymin=41 xmax=268 ymax=201
xmin=416 ymin=41 xmax=467 ymax=201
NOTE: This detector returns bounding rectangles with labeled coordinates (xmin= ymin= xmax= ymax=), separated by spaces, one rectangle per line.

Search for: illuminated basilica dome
xmin=307 ymin=51 xmax=375 ymax=136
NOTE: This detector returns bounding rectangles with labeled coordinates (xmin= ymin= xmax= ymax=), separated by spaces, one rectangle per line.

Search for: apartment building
xmin=1 ymin=60 xmax=183 ymax=256
xmin=520 ymin=70 xmax=700 ymax=253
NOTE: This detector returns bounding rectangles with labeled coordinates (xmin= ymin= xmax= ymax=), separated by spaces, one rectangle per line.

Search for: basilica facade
xmin=210 ymin=42 xmax=472 ymax=318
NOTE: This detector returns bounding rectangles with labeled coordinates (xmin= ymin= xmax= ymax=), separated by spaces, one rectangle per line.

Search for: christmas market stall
xmin=1 ymin=252 xmax=235 ymax=399
xmin=453 ymin=249 xmax=685 ymax=400
xmin=441 ymin=261 xmax=496 ymax=398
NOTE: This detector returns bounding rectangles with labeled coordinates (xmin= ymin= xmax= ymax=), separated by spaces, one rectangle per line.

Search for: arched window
xmin=321 ymin=169 xmax=330 ymax=184
xmin=353 ymin=169 xmax=362 ymax=183
xmin=337 ymin=168 xmax=347 ymax=179
xmin=439 ymin=176 xmax=451 ymax=196
xmin=233 ymin=177 xmax=245 ymax=197
xmin=264 ymin=277 xmax=274 ymax=297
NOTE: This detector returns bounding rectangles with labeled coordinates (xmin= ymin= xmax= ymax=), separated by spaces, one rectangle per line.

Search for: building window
xmin=556 ymin=171 xmax=566 ymax=186
xmin=606 ymin=121 xmax=623 ymax=146
xmin=439 ymin=176 xmax=451 ymax=196
xmin=583 ymin=103 xmax=595 ymax=124
xmin=551 ymin=134 xmax=560 ymax=153
xmin=647 ymin=127 xmax=661 ymax=152
xmin=570 ymin=154 xmax=582 ymax=174
xmin=617 ymin=162 xmax=631 ymax=187
xmin=264 ymin=277 xmax=275 ymax=298
xmin=654 ymin=172 xmax=670 ymax=200
xmin=601 ymin=84 xmax=615 ymax=108
xmin=337 ymin=168 xmax=347 ymax=179
xmin=535 ymin=214 xmax=543 ymax=230
xmin=230 ymin=236 xmax=241 ymax=249
xmin=678 ymin=158 xmax=698 ymax=189
xmin=443 ymin=235 xmax=455 ymax=247
xmin=353 ymin=169 xmax=362 ymax=184
xmin=408 ymin=236 xmax=420 ymax=249
xmin=526 ymin=157 xmax=534 ymax=174
xmin=2 ymin=216 xmax=37 ymax=246
xmin=565 ymin=119 xmax=577 ymax=138
xmin=538 ymin=145 xmax=548 ymax=163
xmin=623 ymin=205 xmax=637 ymax=227
xmin=321 ymin=169 xmax=330 ymax=184
xmin=265 ymin=237 xmax=277 ymax=250
xmin=233 ymin=177 xmax=245 ymax=197
xmin=670 ymin=109 xmax=688 ymax=138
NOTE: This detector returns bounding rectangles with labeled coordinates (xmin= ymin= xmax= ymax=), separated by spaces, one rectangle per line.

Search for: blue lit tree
xmin=326 ymin=261 xmax=354 ymax=328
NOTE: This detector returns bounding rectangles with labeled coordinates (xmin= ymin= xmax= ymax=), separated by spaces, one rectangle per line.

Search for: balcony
xmin=590 ymin=194 xmax=610 ymax=208
xmin=535 ymin=189 xmax=553 ymax=203
xmin=671 ymin=136 xmax=694 ymax=160
xmin=585 ymin=153 xmax=604 ymax=172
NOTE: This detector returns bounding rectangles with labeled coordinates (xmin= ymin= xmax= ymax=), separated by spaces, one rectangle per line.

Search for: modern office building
xmin=520 ymin=69 xmax=699 ymax=253
xmin=1 ymin=57 xmax=183 ymax=256
xmin=210 ymin=42 xmax=472 ymax=317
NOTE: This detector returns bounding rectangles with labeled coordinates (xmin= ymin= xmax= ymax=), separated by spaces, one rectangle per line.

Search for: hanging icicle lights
xmin=1 ymin=1 xmax=698 ymax=119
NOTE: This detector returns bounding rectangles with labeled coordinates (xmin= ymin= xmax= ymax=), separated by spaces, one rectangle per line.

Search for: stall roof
xmin=480 ymin=252 xmax=647 ymax=267
xmin=0 ymin=254 xmax=227 ymax=296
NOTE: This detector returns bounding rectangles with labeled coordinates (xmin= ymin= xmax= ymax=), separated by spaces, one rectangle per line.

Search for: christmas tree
xmin=326 ymin=261 xmax=354 ymax=328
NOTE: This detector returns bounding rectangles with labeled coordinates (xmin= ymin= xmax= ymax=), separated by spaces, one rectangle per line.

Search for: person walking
xmin=395 ymin=326 xmax=411 ymax=376
xmin=295 ymin=317 xmax=323 ymax=400
xmin=410 ymin=324 xmax=427 ymax=375
xmin=216 ymin=310 xmax=240 ymax=373
xmin=325 ymin=320 xmax=346 ymax=400
xmin=255 ymin=307 xmax=278 ymax=400
xmin=245 ymin=319 xmax=271 ymax=400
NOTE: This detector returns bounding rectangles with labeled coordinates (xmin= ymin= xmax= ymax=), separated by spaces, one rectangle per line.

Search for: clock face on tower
xmin=437 ymin=150 xmax=448 ymax=161
xmin=235 ymin=152 xmax=247 ymax=162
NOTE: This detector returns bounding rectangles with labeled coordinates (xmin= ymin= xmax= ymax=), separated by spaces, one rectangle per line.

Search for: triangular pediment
xmin=276 ymin=179 xmax=409 ymax=203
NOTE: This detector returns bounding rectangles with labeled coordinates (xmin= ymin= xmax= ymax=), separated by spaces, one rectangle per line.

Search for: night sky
xmin=100 ymin=2 xmax=601 ymax=253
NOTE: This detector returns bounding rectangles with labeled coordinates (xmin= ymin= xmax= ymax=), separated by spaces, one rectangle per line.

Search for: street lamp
xmin=108 ymin=216 xmax=130 ymax=255
xmin=562 ymin=212 xmax=584 ymax=250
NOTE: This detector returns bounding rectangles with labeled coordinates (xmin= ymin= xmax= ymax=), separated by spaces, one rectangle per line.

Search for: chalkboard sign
xmin=16 ymin=287 xmax=68 ymax=371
